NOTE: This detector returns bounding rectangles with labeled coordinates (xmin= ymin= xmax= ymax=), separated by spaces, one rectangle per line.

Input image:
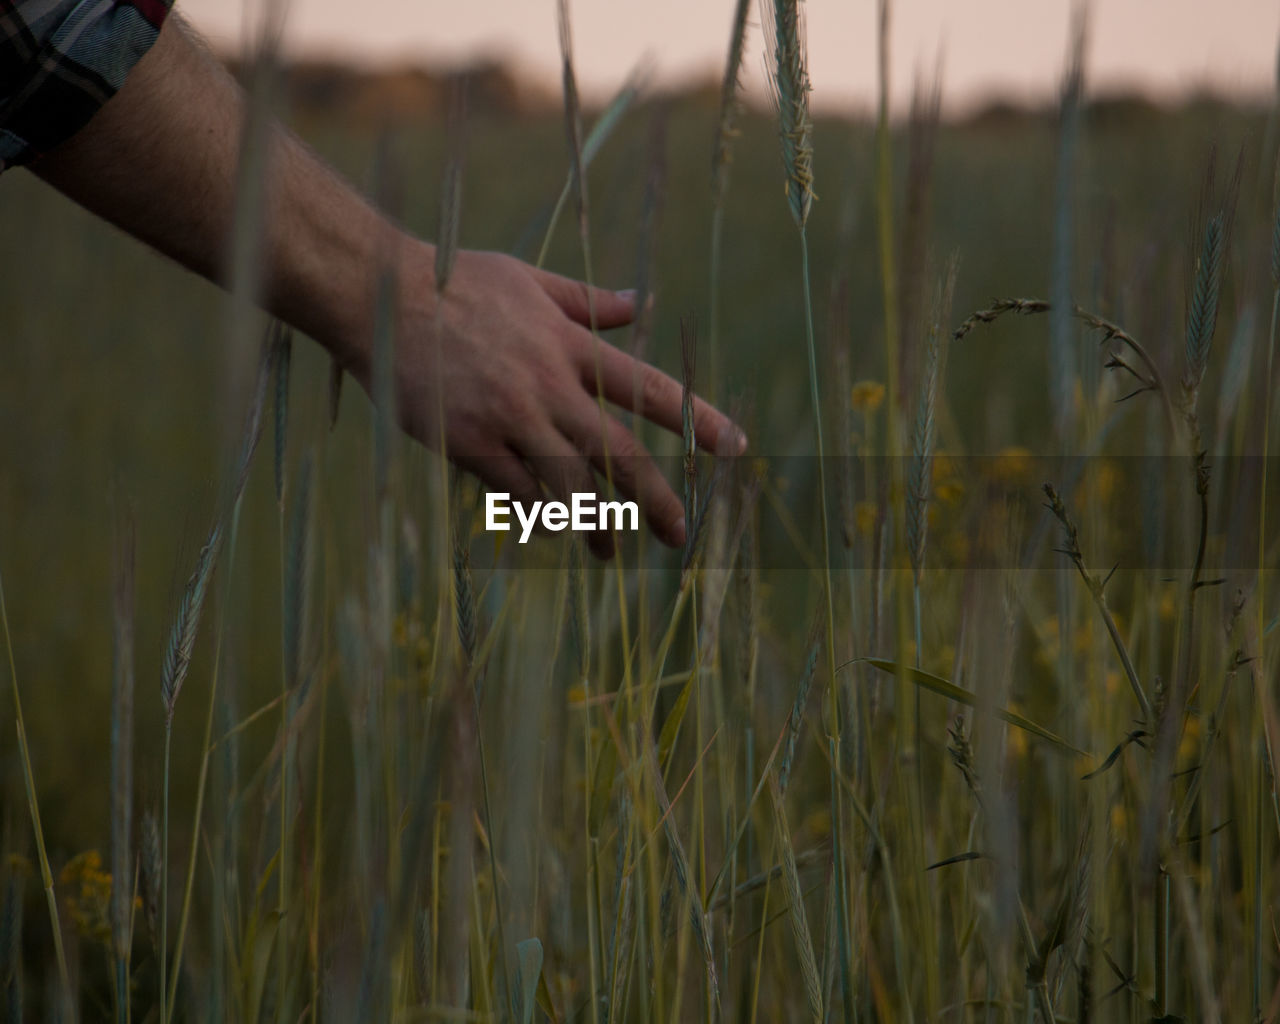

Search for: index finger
xmin=577 ymin=339 xmax=748 ymax=455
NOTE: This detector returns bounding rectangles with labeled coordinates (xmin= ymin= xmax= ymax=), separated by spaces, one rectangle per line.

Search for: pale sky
xmin=181 ymin=0 xmax=1279 ymax=113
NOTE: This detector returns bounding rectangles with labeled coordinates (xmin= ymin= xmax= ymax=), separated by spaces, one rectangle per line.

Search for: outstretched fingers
xmin=455 ymin=448 xmax=543 ymax=511
xmin=576 ymin=338 xmax=747 ymax=455
xmin=518 ymin=430 xmax=617 ymax=559
xmin=530 ymin=267 xmax=637 ymax=330
xmin=555 ymin=397 xmax=687 ymax=549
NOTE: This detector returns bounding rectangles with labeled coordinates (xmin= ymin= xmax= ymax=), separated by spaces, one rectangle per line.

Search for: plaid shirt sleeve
xmin=0 ymin=0 xmax=173 ymax=173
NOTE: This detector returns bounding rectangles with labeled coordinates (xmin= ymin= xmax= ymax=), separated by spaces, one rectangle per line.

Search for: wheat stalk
xmin=163 ymin=323 xmax=274 ymax=1021
xmin=435 ymin=83 xmax=466 ymax=295
xmin=779 ymin=622 xmax=823 ymax=796
xmin=761 ymin=0 xmax=814 ymax=230
xmin=681 ymin=317 xmax=699 ymax=566
xmin=708 ymin=0 xmax=752 ymax=393
xmin=907 ymin=260 xmax=957 ymax=591
xmin=109 ymin=503 xmax=136 ymax=1021
xmin=1043 ymin=483 xmax=1153 ymax=723
xmin=646 ymin=743 xmax=720 ymax=1011
xmin=1182 ymin=213 xmax=1225 ymax=406
xmin=272 ymin=324 xmax=292 ymax=506
xmin=0 ymin=564 xmax=71 ymax=1005
xmin=769 ymin=776 xmax=822 ymax=1021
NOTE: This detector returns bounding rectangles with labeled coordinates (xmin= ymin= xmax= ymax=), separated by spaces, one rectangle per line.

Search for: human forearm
xmin=29 ymin=14 xmax=400 ymax=376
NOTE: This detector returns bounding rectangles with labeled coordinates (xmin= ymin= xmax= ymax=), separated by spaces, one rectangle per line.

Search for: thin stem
xmin=161 ymin=723 xmax=171 ymax=1024
xmin=708 ymin=202 xmax=726 ymax=403
xmin=1044 ymin=485 xmax=1154 ymax=723
xmin=1261 ymin=286 xmax=1279 ymax=637
xmin=166 ymin=505 xmax=245 ymax=1021
xmin=1254 ymin=750 xmax=1265 ymax=1019
xmin=799 ymin=229 xmax=839 ymax=737
xmin=116 ymin=957 xmax=127 ymax=1024
xmin=801 ymin=228 xmax=846 ymax=1024
xmin=1254 ymin=284 xmax=1279 ymax=1019
xmin=276 ymin=498 xmax=288 ymax=1024
xmin=913 ymin=582 xmax=923 ymax=670
xmin=310 ymin=618 xmax=329 ymax=1020
xmin=0 ymin=567 xmax=71 ymax=1003
xmin=1155 ymin=869 xmax=1170 ymax=1015
xmin=472 ymin=683 xmax=514 ymax=1019
xmin=585 ymin=726 xmax=601 ymax=1024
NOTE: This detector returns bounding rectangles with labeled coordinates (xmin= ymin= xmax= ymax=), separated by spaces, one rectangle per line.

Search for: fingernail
xmin=716 ymin=425 xmax=748 ymax=456
xmin=667 ymin=513 xmax=687 ymax=547
xmin=615 ymin=288 xmax=638 ymax=303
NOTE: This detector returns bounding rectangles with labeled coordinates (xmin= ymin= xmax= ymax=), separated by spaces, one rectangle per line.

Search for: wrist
xmin=261 ymin=153 xmax=437 ymax=386
xmin=321 ymin=234 xmax=440 ymax=387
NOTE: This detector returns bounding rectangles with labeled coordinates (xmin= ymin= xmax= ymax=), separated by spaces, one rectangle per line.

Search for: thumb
xmin=530 ymin=267 xmax=637 ymax=329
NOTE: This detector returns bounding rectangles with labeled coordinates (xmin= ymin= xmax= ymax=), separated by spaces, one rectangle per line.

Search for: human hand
xmin=381 ymin=246 xmax=746 ymax=558
xmin=16 ymin=12 xmax=742 ymax=563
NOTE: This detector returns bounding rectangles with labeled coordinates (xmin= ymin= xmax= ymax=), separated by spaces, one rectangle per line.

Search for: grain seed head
xmin=761 ymin=0 xmax=814 ymax=229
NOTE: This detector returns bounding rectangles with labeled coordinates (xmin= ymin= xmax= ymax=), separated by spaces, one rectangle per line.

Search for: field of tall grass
xmin=2 ymin=1 xmax=1279 ymax=1020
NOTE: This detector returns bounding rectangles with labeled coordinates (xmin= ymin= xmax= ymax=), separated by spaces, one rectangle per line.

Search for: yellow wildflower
xmin=60 ymin=850 xmax=113 ymax=947
xmin=851 ymin=380 xmax=886 ymax=414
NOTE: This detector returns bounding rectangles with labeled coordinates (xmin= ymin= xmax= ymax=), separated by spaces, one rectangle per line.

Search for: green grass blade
xmin=535 ymin=68 xmax=647 ymax=269
xmin=515 ymin=937 xmax=544 ymax=1024
xmin=855 ymin=658 xmax=1088 ymax=756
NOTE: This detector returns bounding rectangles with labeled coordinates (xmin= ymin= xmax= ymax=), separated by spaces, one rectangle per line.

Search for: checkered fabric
xmin=1 ymin=0 xmax=172 ymax=172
